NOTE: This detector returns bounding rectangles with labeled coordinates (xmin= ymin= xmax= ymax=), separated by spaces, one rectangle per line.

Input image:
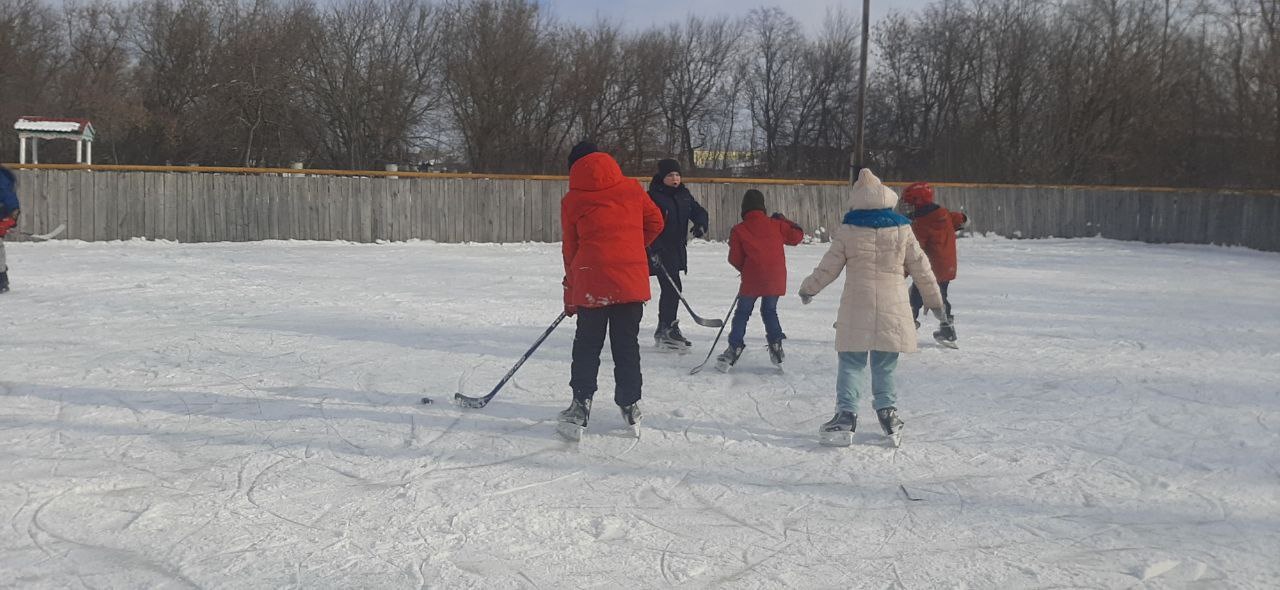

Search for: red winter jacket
xmin=562 ymin=152 xmax=664 ymax=309
xmin=728 ymin=210 xmax=805 ymax=297
xmin=909 ymin=204 xmax=966 ymax=283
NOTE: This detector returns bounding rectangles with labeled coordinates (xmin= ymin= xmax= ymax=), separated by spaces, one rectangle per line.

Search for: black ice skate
xmin=933 ymin=315 xmax=957 ymax=349
xmin=876 ymin=407 xmax=904 ymax=448
xmin=619 ymin=402 xmax=642 ymax=438
xmin=767 ymin=340 xmax=785 ymax=367
xmin=0 ymin=271 xmax=8 ymax=294
xmin=556 ymin=398 xmax=591 ymax=441
xmin=715 ymin=344 xmax=744 ymax=372
xmin=819 ymin=411 xmax=857 ymax=447
xmin=654 ymin=322 xmax=692 ymax=353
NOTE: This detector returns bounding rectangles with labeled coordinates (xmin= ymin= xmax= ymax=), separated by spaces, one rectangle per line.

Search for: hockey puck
xmin=420 ymin=396 xmax=433 ymax=405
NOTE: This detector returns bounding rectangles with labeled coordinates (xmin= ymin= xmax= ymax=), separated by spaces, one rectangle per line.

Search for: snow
xmin=2 ymin=236 xmax=1278 ymax=588
xmin=14 ymin=119 xmax=85 ymax=134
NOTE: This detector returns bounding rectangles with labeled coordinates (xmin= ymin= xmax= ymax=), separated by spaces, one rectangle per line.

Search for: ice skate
xmin=654 ymin=322 xmax=692 ymax=353
xmin=767 ymin=340 xmax=785 ymax=368
xmin=556 ymin=398 xmax=591 ymax=441
xmin=715 ymin=345 xmax=744 ymax=372
xmin=619 ymin=402 xmax=642 ymax=438
xmin=819 ymin=411 xmax=857 ymax=447
xmin=876 ymin=407 xmax=904 ymax=447
xmin=933 ymin=315 xmax=957 ymax=349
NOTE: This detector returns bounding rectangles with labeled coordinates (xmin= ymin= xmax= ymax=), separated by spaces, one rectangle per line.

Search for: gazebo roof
xmin=15 ymin=117 xmax=95 ymax=139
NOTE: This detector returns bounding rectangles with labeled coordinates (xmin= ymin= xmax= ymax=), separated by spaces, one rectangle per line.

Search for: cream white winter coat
xmin=799 ymin=169 xmax=944 ymax=353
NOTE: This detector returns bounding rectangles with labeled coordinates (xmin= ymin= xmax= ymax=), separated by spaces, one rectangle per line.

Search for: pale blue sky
xmin=539 ymin=0 xmax=935 ymax=33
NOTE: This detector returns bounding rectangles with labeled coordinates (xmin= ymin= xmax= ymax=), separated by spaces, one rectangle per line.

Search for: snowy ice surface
xmin=2 ymin=236 xmax=1278 ymax=589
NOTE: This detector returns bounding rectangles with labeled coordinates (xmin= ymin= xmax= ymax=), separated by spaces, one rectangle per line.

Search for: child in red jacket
xmin=902 ymin=182 xmax=967 ymax=348
xmin=717 ymin=189 xmax=805 ymax=371
xmin=558 ymin=142 xmax=665 ymax=440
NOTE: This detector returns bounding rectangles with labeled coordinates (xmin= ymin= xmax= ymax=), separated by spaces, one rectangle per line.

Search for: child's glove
xmin=564 ymin=304 xmax=577 ymax=317
xmin=691 ymin=224 xmax=707 ymax=239
xmin=0 ymin=216 xmax=15 ymax=237
xmin=799 ymin=291 xmax=815 ymax=305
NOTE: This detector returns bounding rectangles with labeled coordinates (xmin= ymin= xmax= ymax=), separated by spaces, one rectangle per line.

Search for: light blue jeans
xmin=835 ymin=351 xmax=900 ymax=413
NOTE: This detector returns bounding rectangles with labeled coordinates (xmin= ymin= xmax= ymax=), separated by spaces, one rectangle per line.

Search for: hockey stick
xmin=651 ymin=257 xmax=724 ymax=328
xmin=13 ymin=223 xmax=66 ymax=241
xmin=444 ymin=311 xmax=568 ymax=409
xmin=689 ymin=296 xmax=739 ymax=375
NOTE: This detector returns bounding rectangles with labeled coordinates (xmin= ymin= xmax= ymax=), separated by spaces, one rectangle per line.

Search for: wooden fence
xmin=8 ymin=166 xmax=1280 ymax=252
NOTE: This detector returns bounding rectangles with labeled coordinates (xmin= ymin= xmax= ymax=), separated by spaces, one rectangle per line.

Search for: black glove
xmin=771 ymin=212 xmax=785 ymax=220
xmin=691 ymin=224 xmax=707 ymax=239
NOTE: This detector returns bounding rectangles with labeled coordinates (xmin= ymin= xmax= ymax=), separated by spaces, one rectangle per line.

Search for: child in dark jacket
xmin=902 ymin=182 xmax=967 ymax=347
xmin=717 ymin=189 xmax=805 ymax=371
xmin=0 ymin=164 xmax=21 ymax=293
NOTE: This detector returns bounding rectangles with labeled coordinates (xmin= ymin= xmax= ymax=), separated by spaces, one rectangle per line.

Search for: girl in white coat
xmin=798 ymin=168 xmax=945 ymax=446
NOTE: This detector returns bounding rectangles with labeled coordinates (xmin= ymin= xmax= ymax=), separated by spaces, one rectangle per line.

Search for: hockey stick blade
xmin=19 ymin=223 xmax=66 ymax=241
xmin=452 ymin=392 xmax=492 ymax=408
xmin=450 ymin=312 xmax=567 ymax=410
xmin=652 ymin=258 xmax=724 ymax=328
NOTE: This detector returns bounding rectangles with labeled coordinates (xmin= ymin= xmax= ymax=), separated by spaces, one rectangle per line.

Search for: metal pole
xmin=851 ymin=0 xmax=871 ymax=184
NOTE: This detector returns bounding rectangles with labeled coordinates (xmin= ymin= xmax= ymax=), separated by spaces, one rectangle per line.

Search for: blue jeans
xmin=835 ymin=351 xmax=900 ymax=413
xmin=728 ymin=296 xmax=784 ymax=348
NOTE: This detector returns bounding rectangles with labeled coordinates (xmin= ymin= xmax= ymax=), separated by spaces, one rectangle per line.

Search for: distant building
xmin=14 ymin=117 xmax=95 ymax=164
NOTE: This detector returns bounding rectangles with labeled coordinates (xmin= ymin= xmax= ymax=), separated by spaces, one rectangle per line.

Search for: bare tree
xmin=0 ymin=0 xmax=63 ymax=161
xmin=657 ymin=15 xmax=742 ymax=171
xmin=297 ymin=0 xmax=444 ymax=169
xmin=440 ymin=0 xmax=570 ymax=172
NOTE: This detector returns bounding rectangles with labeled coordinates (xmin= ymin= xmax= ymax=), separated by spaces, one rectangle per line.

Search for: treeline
xmin=1 ymin=0 xmax=1277 ymax=187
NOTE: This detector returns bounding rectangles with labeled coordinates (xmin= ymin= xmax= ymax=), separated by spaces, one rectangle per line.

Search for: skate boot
xmin=619 ymin=402 xmax=642 ymax=438
xmin=767 ymin=339 xmax=785 ymax=367
xmin=933 ymin=315 xmax=957 ymax=349
xmin=0 ymin=271 xmax=8 ymax=293
xmin=715 ymin=344 xmax=745 ymax=372
xmin=556 ymin=397 xmax=591 ymax=441
xmin=876 ymin=406 xmax=904 ymax=447
xmin=667 ymin=320 xmax=693 ymax=348
xmin=655 ymin=321 xmax=692 ymax=352
xmin=819 ymin=411 xmax=857 ymax=447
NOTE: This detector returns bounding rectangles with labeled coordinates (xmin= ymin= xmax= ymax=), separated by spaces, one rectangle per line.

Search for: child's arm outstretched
xmin=798 ymin=234 xmax=848 ymax=303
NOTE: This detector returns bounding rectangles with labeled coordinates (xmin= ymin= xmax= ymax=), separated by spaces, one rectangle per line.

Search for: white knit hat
xmin=847 ymin=167 xmax=899 ymax=210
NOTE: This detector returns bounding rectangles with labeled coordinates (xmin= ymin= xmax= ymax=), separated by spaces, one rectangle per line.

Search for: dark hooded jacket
xmin=646 ymin=176 xmax=708 ymax=275
xmin=0 ymin=165 xmax=19 ymax=219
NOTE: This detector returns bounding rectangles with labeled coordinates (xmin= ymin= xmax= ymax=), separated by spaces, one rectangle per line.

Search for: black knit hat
xmin=567 ymin=141 xmax=598 ymax=168
xmin=657 ymin=158 xmax=682 ymax=177
xmin=741 ymin=189 xmax=766 ymax=216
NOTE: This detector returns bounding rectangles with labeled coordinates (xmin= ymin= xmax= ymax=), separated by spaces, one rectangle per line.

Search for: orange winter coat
xmin=909 ymin=204 xmax=966 ymax=283
xmin=562 ymin=152 xmax=664 ymax=309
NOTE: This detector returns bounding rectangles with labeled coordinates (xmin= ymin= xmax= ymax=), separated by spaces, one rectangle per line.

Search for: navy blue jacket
xmin=0 ymin=165 xmax=18 ymax=219
xmin=647 ymin=177 xmax=708 ymax=275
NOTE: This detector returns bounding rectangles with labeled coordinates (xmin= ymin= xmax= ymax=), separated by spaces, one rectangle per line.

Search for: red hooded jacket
xmin=909 ymin=204 xmax=966 ymax=283
xmin=728 ymin=210 xmax=804 ymax=297
xmin=562 ymin=152 xmax=664 ymax=309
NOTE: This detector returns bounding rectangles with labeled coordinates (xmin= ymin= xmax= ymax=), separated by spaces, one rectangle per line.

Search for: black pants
xmin=656 ymin=270 xmax=682 ymax=328
xmin=570 ymin=302 xmax=644 ymax=406
xmin=910 ymin=281 xmax=952 ymax=320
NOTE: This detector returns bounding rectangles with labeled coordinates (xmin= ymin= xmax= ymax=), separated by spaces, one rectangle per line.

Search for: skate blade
xmin=627 ymin=424 xmax=641 ymax=439
xmin=888 ymin=432 xmax=902 ymax=447
xmin=715 ymin=360 xmax=731 ymax=373
xmin=933 ymin=335 xmax=958 ymax=349
xmin=556 ymin=422 xmax=584 ymax=442
xmin=819 ymin=430 xmax=854 ymax=447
